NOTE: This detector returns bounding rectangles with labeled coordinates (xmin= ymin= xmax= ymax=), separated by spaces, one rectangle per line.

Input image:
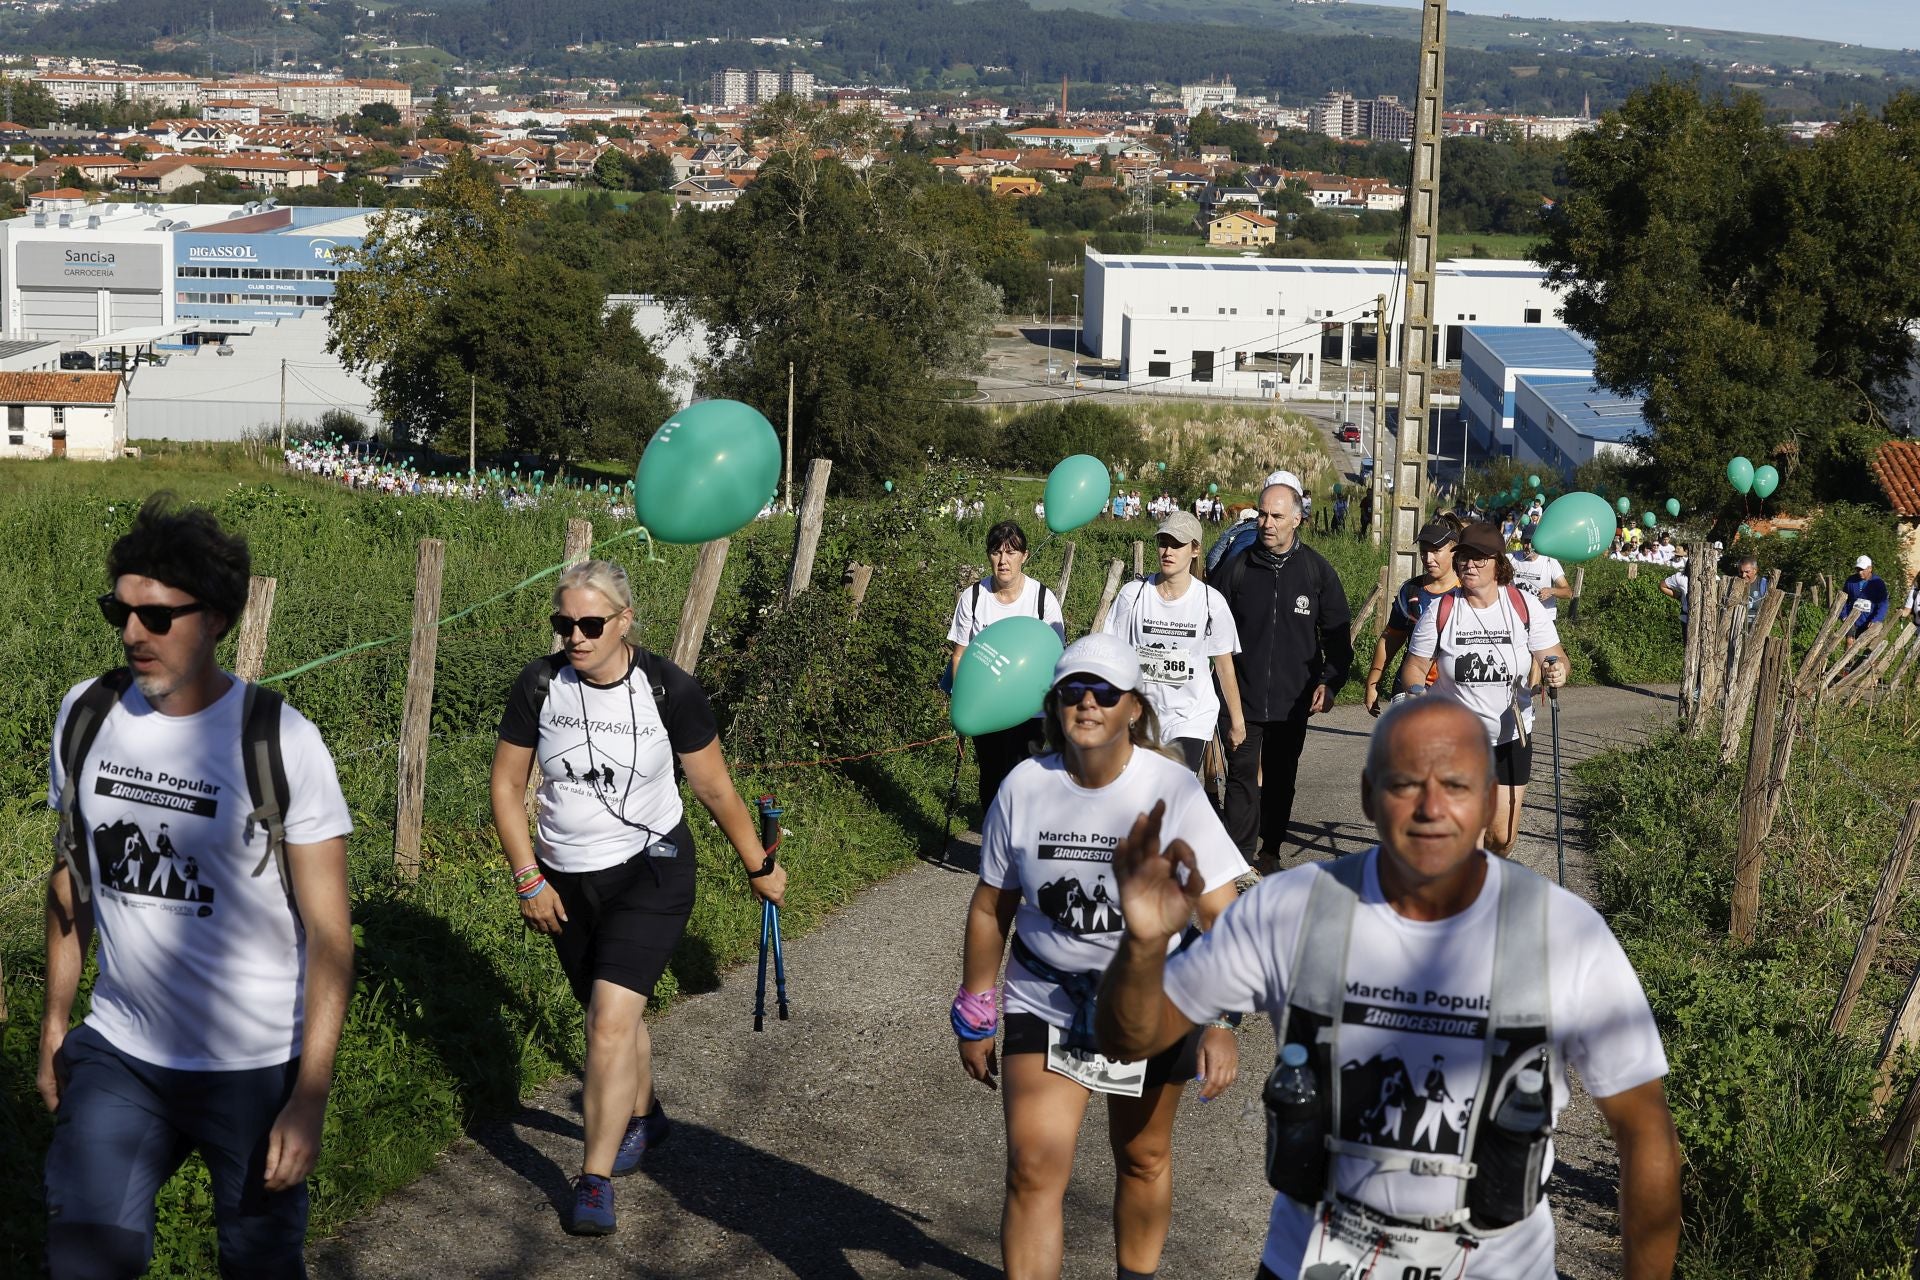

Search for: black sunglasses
xmin=98 ymin=594 xmax=207 ymax=635
xmin=551 ymin=613 xmax=616 ymax=640
xmin=1056 ymin=679 xmax=1126 ymax=708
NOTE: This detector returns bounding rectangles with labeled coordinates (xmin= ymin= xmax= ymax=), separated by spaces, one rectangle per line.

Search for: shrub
xmin=998 ymin=402 xmax=1143 ymax=474
xmin=1751 ymin=501 xmax=1904 ymax=596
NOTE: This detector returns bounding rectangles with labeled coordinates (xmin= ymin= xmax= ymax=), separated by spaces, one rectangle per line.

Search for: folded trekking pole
xmin=934 ymin=736 xmax=965 ymax=868
xmin=754 ymin=794 xmax=789 ymax=1031
xmin=1544 ymin=657 xmax=1565 ymax=886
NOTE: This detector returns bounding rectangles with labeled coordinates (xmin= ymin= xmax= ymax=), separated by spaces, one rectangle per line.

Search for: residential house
xmin=1205 ymin=209 xmax=1276 ymax=248
xmin=671 ymin=175 xmax=744 ymax=211
xmin=989 ymin=174 xmax=1045 ymax=198
xmin=0 ymin=371 xmax=127 ymax=461
xmin=114 ymin=158 xmax=209 ymax=193
xmin=1870 ymin=441 xmax=1920 ymax=585
xmin=196 ymin=155 xmax=325 ymax=188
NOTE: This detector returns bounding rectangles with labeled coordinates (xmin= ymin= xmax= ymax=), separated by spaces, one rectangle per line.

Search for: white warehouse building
xmin=1081 ymin=248 xmax=1563 ymax=395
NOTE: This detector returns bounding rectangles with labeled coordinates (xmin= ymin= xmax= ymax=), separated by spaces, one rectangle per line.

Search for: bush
xmin=1750 ymin=501 xmax=1905 ymax=597
xmin=998 ymin=402 xmax=1143 ymax=474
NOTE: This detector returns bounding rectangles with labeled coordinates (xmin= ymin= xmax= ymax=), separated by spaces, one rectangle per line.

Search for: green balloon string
xmin=259 ymin=523 xmax=656 ymax=687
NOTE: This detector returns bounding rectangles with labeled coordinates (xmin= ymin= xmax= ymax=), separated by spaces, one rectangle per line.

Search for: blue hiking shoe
xmin=566 ymin=1173 xmax=616 ymax=1236
xmin=611 ymin=1102 xmax=670 ymax=1177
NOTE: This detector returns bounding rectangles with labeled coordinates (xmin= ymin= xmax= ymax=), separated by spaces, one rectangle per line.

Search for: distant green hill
xmin=1027 ymin=0 xmax=1920 ymax=81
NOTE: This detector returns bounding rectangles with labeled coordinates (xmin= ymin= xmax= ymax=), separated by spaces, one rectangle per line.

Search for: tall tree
xmin=1535 ymin=84 xmax=1920 ymax=508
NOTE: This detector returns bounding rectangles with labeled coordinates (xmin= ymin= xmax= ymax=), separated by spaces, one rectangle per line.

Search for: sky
xmin=1375 ymin=0 xmax=1919 ymax=52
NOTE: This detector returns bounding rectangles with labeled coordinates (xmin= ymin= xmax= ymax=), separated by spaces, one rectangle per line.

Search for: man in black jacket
xmin=1217 ymin=475 xmax=1353 ymax=872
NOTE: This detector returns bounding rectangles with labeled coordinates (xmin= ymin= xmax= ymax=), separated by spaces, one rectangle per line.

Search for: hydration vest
xmin=1269 ymin=850 xmax=1555 ymax=1232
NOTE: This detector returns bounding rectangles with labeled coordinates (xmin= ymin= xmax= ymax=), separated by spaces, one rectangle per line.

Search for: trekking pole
xmin=1544 ymin=657 xmax=1565 ymax=886
xmin=753 ymin=794 xmax=786 ymax=1031
xmin=935 ymin=736 xmax=965 ymax=867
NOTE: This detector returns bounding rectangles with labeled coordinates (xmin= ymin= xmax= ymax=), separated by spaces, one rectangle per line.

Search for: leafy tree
xmin=57 ymin=166 xmax=88 ymax=191
xmin=592 ymin=147 xmax=629 ymax=190
xmin=664 ymin=102 xmax=1000 ymax=482
xmin=1535 ymin=84 xmax=1920 ymax=509
xmin=358 ymin=102 xmax=402 ymax=128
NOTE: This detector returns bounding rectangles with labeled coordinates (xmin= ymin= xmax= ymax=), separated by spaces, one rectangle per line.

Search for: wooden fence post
xmin=1681 ymin=543 xmax=1711 ymax=724
xmin=1875 ymin=969 xmax=1920 ymax=1108
xmin=1691 ymin=576 xmax=1734 ymax=732
xmin=1054 ymin=541 xmax=1077 ymax=604
xmin=1730 ymin=635 xmax=1787 ymax=943
xmin=784 ymin=458 xmax=832 ymax=604
xmin=1882 ymin=1072 xmax=1920 ymax=1171
xmin=845 ymin=562 xmax=875 ymax=623
xmin=1720 ymin=579 xmax=1787 ymax=763
xmin=1090 ymin=559 xmax=1126 ymax=633
xmin=1796 ymin=600 xmax=1847 ymax=697
xmin=1132 ymin=540 xmax=1145 ymax=580
xmin=1839 ymin=625 xmax=1915 ymax=709
xmin=1568 ymin=565 xmax=1584 ymax=622
xmin=1758 ymin=676 xmax=1802 ymax=842
xmin=233 ymin=574 xmax=277 ymax=683
xmin=1781 ymin=581 xmax=1802 ymax=650
xmin=1350 ymin=565 xmax=1390 ymax=644
xmin=1626 ymin=561 xmax=1638 ymax=580
xmin=393 ymin=537 xmax=445 ymax=879
xmin=1830 ymin=800 xmax=1920 ymax=1036
xmin=672 ymin=539 xmax=731 ymax=674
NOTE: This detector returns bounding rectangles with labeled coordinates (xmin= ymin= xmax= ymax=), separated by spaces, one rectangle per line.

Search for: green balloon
xmin=1641 ymin=511 xmax=1657 ymax=528
xmin=883 ymin=480 xmax=894 ymax=492
xmin=1777 ymin=528 xmax=1799 ymax=540
xmin=1208 ymin=483 xmax=1219 ymax=495
xmin=1156 ymin=462 xmax=1167 ymax=473
xmin=1527 ymin=474 xmax=1540 ymax=488
xmin=1665 ymin=497 xmax=1680 ymax=518
xmin=1332 ymin=483 xmax=1343 ymax=496
xmin=949 ymin=617 xmax=1065 ymax=737
xmin=633 ymin=399 xmax=782 ymax=544
xmin=1615 ymin=496 xmax=1631 ymax=515
xmin=1043 ymin=454 xmax=1112 ymax=534
xmin=1738 ymin=523 xmax=1753 ymax=538
xmin=1532 ymin=492 xmax=1617 ymax=563
xmin=1115 ymin=469 xmax=1126 ymax=481
xmin=1727 ymin=456 xmax=1754 ymax=494
xmin=1752 ymin=464 xmax=1779 ymax=500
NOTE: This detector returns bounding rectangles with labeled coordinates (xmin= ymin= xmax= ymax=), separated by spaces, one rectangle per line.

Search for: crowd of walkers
xmin=37 ymin=476 xmax=1686 ymax=1280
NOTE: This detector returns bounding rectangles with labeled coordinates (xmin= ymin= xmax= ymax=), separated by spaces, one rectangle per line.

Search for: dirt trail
xmin=313 ymin=683 xmax=1675 ymax=1280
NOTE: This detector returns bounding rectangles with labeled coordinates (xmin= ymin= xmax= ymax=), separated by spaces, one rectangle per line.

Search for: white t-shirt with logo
xmin=497 ymin=651 xmax=719 ymax=873
xmin=980 ymin=749 xmax=1247 ymax=1027
xmin=947 ymin=574 xmax=1066 ymax=647
xmin=1408 ymin=589 xmax=1560 ymax=745
xmin=1101 ymin=576 xmax=1241 ymax=741
xmin=49 ymin=675 xmax=353 ymax=1071
xmin=1507 ymin=553 xmax=1566 ymax=620
xmin=1165 ymin=849 xmax=1667 ymax=1280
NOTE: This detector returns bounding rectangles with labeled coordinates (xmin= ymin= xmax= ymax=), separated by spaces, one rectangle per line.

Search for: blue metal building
xmin=1458 ymin=326 xmax=1596 ymax=459
xmin=1511 ymin=376 xmax=1651 ymax=480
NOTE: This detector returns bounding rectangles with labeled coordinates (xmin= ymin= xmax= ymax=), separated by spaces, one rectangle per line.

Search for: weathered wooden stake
xmin=1626 ymin=561 xmax=1638 ymax=580
xmin=394 ymin=537 xmax=445 ymax=879
xmin=783 ymin=458 xmax=832 ymax=604
xmin=1830 ymin=799 xmax=1920 ymax=1037
xmin=1875 ymin=968 xmax=1920 ymax=1108
xmin=1132 ymin=539 xmax=1145 ymax=580
xmin=1350 ymin=565 xmax=1390 ymax=644
xmin=1720 ymin=578 xmax=1786 ymax=763
xmin=1090 ymin=559 xmax=1126 ymax=633
xmin=845 ymin=562 xmax=874 ymax=622
xmin=1796 ymin=598 xmax=1847 ymax=696
xmin=672 ymin=539 xmax=731 ymax=673
xmin=1882 ymin=1071 xmax=1920 ymax=1170
xmin=1840 ymin=624 xmax=1915 ymax=709
xmin=1680 ymin=543 xmax=1710 ymax=724
xmin=1730 ymin=635 xmax=1787 ymax=943
xmin=1758 ymin=677 xmax=1802 ymax=841
xmin=233 ymin=575 xmax=278 ymax=683
xmin=1054 ymin=541 xmax=1077 ymax=604
xmin=1781 ymin=581 xmax=1802 ymax=649
xmin=1568 ymin=565 xmax=1584 ymax=622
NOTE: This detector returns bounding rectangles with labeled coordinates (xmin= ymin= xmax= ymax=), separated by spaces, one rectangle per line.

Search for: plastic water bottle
xmin=1263 ymin=1042 xmax=1327 ymax=1203
xmin=1469 ymin=1066 xmax=1551 ymax=1229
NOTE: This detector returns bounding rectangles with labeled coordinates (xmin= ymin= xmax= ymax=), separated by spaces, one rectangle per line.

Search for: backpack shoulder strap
xmin=631 ymin=646 xmax=672 ymax=712
xmin=1282 ymin=851 xmax=1368 ymax=1024
xmin=1504 ymin=584 xmax=1531 ymax=627
xmin=1434 ymin=588 xmax=1456 ymax=638
xmin=241 ymin=682 xmax=295 ymax=909
xmin=55 ymin=669 xmax=134 ymax=904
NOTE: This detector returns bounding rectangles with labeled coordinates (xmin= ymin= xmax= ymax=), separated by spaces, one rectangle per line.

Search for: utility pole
xmin=784 ymin=361 xmax=795 ymax=512
xmin=1390 ymin=0 xmax=1449 ymax=601
xmin=467 ymin=373 xmax=476 ymax=478
xmin=277 ymin=357 xmax=286 ymax=448
xmin=1048 ymin=277 xmax=1056 ymax=383
xmin=1370 ymin=292 xmax=1388 ymax=546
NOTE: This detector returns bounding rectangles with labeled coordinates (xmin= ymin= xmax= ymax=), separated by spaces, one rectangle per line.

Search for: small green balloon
xmin=633 ymin=399 xmax=783 ymax=544
xmin=1752 ymin=464 xmax=1779 ymax=500
xmin=1527 ymin=474 xmax=1540 ymax=488
xmin=1043 ymin=454 xmax=1113 ymax=534
xmin=1641 ymin=511 xmax=1657 ymax=528
xmin=1156 ymin=462 xmax=1167 ymax=472
xmin=1738 ymin=523 xmax=1753 ymax=538
xmin=1208 ymin=483 xmax=1218 ymax=495
xmin=1115 ymin=469 xmax=1126 ymax=481
xmin=1532 ymin=492 xmax=1617 ymax=563
xmin=1727 ymin=456 xmax=1754 ymax=494
xmin=949 ymin=617 xmax=1065 ymax=737
xmin=1665 ymin=497 xmax=1680 ymax=518
xmin=883 ymin=480 xmax=893 ymax=492
xmin=1615 ymin=496 xmax=1631 ymax=515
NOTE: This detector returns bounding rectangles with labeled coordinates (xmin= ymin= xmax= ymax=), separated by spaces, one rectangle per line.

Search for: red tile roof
xmin=1871 ymin=440 xmax=1920 ymax=519
xmin=0 ymin=372 xmax=122 ymax=405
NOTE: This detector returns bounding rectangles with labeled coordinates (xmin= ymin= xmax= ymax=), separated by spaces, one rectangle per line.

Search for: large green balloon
xmin=1043 ymin=454 xmax=1112 ymax=534
xmin=1752 ymin=464 xmax=1779 ymax=500
xmin=949 ymin=617 xmax=1065 ymax=737
xmin=1615 ymin=496 xmax=1631 ymax=515
xmin=1641 ymin=511 xmax=1657 ymax=528
xmin=1527 ymin=474 xmax=1540 ymax=488
xmin=1532 ymin=492 xmax=1618 ymax=563
xmin=1665 ymin=497 xmax=1681 ymax=518
xmin=1727 ymin=456 xmax=1754 ymax=494
xmin=633 ymin=400 xmax=781 ymax=544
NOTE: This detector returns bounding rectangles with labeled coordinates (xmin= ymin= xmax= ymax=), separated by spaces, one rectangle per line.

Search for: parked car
xmin=97 ymin=351 xmax=128 ymax=371
xmin=1337 ymin=422 xmax=1362 ymax=443
xmin=59 ymin=351 xmax=95 ymax=371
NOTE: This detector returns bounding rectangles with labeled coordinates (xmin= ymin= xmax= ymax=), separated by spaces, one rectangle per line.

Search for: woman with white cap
xmin=1101 ymin=510 xmax=1245 ymax=772
xmin=952 ymin=634 xmax=1248 ymax=1280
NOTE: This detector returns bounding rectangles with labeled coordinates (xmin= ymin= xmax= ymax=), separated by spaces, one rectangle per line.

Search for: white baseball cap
xmin=1263 ymin=469 xmax=1304 ymax=497
xmin=1857 ymin=555 xmax=1873 ymax=569
xmin=1052 ymin=633 xmax=1141 ymax=693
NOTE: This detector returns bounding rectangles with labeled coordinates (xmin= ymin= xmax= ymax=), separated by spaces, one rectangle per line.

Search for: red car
xmin=1337 ymin=423 xmax=1362 ymax=443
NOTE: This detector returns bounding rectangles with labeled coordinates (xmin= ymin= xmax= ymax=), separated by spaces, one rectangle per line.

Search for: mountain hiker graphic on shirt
xmin=1035 ymin=875 xmax=1123 ymax=936
xmin=1341 ymin=1048 xmax=1467 ymax=1156
xmin=93 ymin=818 xmax=215 ymax=905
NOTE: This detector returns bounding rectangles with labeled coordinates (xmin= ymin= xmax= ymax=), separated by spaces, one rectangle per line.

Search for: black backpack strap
xmin=241 ymin=682 xmax=294 ymax=910
xmin=632 ymin=646 xmax=672 ymax=712
xmin=55 ymin=669 xmax=134 ymax=904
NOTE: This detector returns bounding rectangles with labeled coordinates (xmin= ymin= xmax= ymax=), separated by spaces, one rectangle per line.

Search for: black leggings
xmin=974 ymin=722 xmax=1042 ymax=814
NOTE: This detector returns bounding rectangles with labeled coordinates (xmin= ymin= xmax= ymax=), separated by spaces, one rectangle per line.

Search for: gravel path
xmin=312 ymin=684 xmax=1675 ymax=1280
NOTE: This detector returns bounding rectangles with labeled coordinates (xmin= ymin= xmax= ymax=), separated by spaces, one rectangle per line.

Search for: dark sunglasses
xmin=98 ymin=594 xmax=207 ymax=635
xmin=551 ymin=613 xmax=616 ymax=639
xmin=1056 ymin=679 xmax=1126 ymax=708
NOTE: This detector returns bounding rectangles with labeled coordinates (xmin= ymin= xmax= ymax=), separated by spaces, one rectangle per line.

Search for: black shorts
xmin=1173 ymin=736 xmax=1206 ymax=774
xmin=1002 ymin=1012 xmax=1202 ymax=1089
xmin=1494 ymin=737 xmax=1534 ymax=786
xmin=540 ymin=821 xmax=696 ymax=1006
